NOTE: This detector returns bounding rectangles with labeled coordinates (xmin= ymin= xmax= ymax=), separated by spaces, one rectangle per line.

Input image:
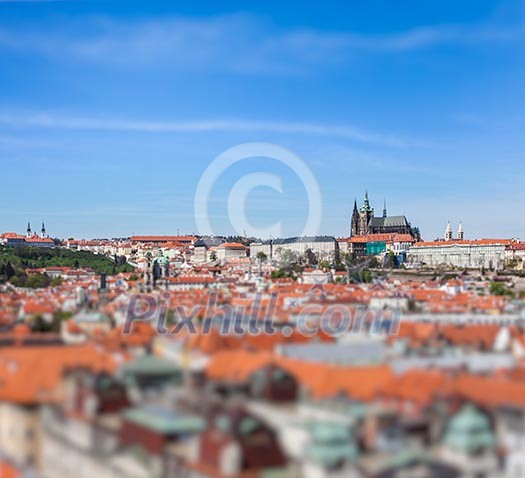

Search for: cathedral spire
xmin=383 ymin=199 xmax=387 ymax=218
xmin=27 ymin=221 xmax=31 ymax=238
xmin=361 ymin=190 xmax=373 ymax=212
xmin=350 ymin=197 xmax=359 ymax=237
xmin=41 ymin=221 xmax=46 ymax=239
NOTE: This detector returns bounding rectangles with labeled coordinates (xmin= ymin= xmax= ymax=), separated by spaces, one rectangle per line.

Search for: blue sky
xmin=0 ymin=0 xmax=524 ymax=240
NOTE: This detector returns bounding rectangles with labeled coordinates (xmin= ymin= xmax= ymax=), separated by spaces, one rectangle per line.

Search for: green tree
xmin=256 ymin=251 xmax=268 ymax=262
xmin=24 ymin=273 xmax=51 ymax=289
xmin=489 ymin=281 xmax=513 ymax=297
xmin=50 ymin=276 xmax=63 ymax=287
xmin=386 ymin=251 xmax=397 ymax=269
xmin=304 ymin=248 xmax=318 ymax=266
xmin=10 ymin=275 xmax=20 ymax=287
xmin=5 ymin=262 xmax=16 ymax=279
xmin=361 ymin=269 xmax=373 ymax=283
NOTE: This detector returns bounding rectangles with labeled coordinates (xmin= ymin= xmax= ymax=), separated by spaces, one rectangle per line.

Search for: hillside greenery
xmin=0 ymin=245 xmax=133 ymax=287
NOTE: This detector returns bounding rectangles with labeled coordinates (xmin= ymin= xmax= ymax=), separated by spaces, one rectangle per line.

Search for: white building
xmin=191 ymin=237 xmax=226 ymax=263
xmin=211 ymin=242 xmax=248 ymax=262
xmin=250 ymin=236 xmax=338 ymax=262
xmin=408 ymin=239 xmax=513 ymax=270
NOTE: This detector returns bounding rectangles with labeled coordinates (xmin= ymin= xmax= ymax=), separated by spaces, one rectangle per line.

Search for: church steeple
xmin=445 ymin=221 xmax=453 ymax=241
xmin=458 ymin=222 xmax=464 ymax=240
xmin=383 ymin=199 xmax=387 ymax=218
xmin=26 ymin=221 xmax=32 ymax=238
xmin=41 ymin=222 xmax=46 ymax=239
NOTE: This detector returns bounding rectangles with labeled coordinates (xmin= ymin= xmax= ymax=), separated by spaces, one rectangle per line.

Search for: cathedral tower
xmin=358 ymin=191 xmax=374 ymax=236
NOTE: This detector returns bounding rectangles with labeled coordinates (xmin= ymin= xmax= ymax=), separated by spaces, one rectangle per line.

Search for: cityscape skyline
xmin=2 ymin=3 xmax=525 ymax=477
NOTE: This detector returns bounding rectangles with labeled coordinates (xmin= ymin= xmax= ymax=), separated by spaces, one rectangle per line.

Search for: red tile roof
xmin=130 ymin=235 xmax=196 ymax=243
xmin=0 ymin=461 xmax=20 ymax=478
xmin=0 ymin=345 xmax=123 ymax=404
xmin=413 ymin=239 xmax=514 ymax=247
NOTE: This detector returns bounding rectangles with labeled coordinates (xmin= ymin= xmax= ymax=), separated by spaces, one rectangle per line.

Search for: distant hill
xmin=0 ymin=245 xmax=134 ymax=276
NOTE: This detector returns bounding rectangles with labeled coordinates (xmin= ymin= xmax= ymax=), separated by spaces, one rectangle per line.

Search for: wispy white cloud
xmin=0 ymin=111 xmax=421 ymax=148
xmin=0 ymin=14 xmax=521 ymax=73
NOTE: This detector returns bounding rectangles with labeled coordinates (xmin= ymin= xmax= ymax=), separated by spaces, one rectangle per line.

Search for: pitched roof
xmin=206 ymin=350 xmax=394 ymax=402
xmin=130 ymin=235 xmax=196 ymax=243
xmin=378 ymin=369 xmax=452 ymax=406
xmin=413 ymin=239 xmax=514 ymax=247
xmin=452 ymin=374 xmax=525 ymax=409
xmin=217 ymin=242 xmax=248 ymax=250
xmin=0 ymin=344 xmax=123 ymax=404
xmin=369 ymin=216 xmax=409 ymax=227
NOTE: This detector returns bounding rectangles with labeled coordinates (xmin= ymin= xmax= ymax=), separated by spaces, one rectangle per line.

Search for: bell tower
xmin=458 ymin=222 xmax=464 ymax=240
xmin=445 ymin=222 xmax=453 ymax=241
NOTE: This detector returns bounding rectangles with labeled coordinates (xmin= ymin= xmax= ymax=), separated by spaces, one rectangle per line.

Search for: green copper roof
xmin=309 ymin=422 xmax=353 ymax=444
xmin=306 ymin=422 xmax=358 ymax=466
xmin=154 ymin=255 xmax=169 ymax=265
xmin=119 ymin=355 xmax=181 ymax=376
xmin=239 ymin=417 xmax=260 ymax=436
xmin=123 ymin=407 xmax=205 ymax=435
xmin=443 ymin=404 xmax=495 ymax=454
xmin=307 ymin=441 xmax=358 ymax=467
xmin=118 ymin=355 xmax=182 ymax=384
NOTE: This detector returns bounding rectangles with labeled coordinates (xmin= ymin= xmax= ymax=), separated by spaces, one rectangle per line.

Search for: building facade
xmin=408 ymin=239 xmax=513 ymax=270
xmin=1 ymin=222 xmax=54 ymax=248
xmin=250 ymin=236 xmax=338 ymax=262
